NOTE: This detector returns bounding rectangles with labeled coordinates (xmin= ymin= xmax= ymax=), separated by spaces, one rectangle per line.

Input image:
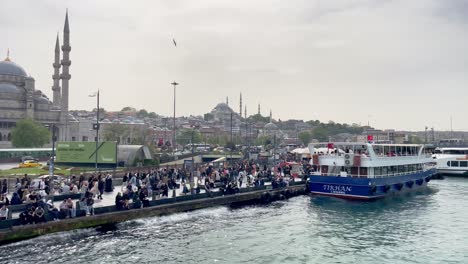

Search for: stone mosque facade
xmin=0 ymin=12 xmax=71 ymax=148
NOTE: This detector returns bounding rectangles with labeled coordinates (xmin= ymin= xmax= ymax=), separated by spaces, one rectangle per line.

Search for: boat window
xmin=359 ymin=167 xmax=368 ymax=176
xmin=447 ymin=161 xmax=450 ymax=167
xmin=374 ymin=167 xmax=382 ymax=176
xmin=460 ymin=161 xmax=468 ymax=167
xmin=382 ymin=166 xmax=388 ymax=176
xmin=450 ymin=161 xmax=459 ymax=167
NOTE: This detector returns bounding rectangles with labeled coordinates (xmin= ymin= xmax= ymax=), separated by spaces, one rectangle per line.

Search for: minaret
xmin=60 ymin=10 xmax=71 ymax=140
xmin=269 ymin=110 xmax=272 ymax=122
xmin=226 ymin=96 xmax=229 ymax=106
xmin=52 ymin=34 xmax=61 ymax=108
xmin=258 ymin=103 xmax=261 ymax=115
xmin=244 ymin=105 xmax=247 ymax=119
xmin=4 ymin=49 xmax=10 ymax=61
xmin=239 ymin=92 xmax=242 ymax=117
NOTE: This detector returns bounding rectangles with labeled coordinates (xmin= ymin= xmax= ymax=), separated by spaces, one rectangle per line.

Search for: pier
xmin=0 ymin=182 xmax=306 ymax=245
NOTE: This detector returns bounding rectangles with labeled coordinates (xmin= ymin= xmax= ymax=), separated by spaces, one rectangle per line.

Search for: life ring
xmin=344 ymin=154 xmax=351 ymax=159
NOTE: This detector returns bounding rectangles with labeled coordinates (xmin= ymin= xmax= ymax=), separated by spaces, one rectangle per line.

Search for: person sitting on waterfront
xmin=34 ymin=206 xmax=45 ymax=223
xmin=66 ymin=198 xmax=76 ymax=218
xmin=79 ymin=198 xmax=88 ymax=217
xmin=139 ymin=188 xmax=149 ymax=208
xmin=0 ymin=204 xmax=8 ymax=220
xmin=121 ymin=190 xmax=130 ymax=209
xmin=10 ymin=192 xmax=22 ymax=205
xmin=86 ymin=195 xmax=94 ymax=215
xmin=46 ymin=200 xmax=59 ymax=221
xmin=115 ymin=192 xmax=124 ymax=210
xmin=70 ymin=183 xmax=79 ymax=194
xmin=26 ymin=206 xmax=35 ymax=224
xmin=61 ymin=183 xmax=70 ymax=195
xmin=0 ymin=193 xmax=9 ymax=206
xmin=59 ymin=199 xmax=69 ymax=219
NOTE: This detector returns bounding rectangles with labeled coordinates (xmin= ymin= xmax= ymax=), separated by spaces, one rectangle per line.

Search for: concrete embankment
xmin=0 ymin=183 xmax=306 ymax=245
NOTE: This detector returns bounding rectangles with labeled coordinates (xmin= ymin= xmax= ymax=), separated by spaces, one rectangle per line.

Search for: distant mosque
xmin=0 ymin=11 xmax=71 ymax=148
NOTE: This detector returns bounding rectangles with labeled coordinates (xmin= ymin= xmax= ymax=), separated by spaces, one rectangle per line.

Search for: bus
xmin=0 ymin=148 xmax=52 ymax=163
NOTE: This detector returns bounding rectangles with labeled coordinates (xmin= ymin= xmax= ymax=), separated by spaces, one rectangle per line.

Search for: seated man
xmin=59 ymin=199 xmax=69 ymax=219
xmin=0 ymin=205 xmax=8 ymax=220
xmin=34 ymin=206 xmax=45 ymax=223
xmin=66 ymin=198 xmax=76 ymax=218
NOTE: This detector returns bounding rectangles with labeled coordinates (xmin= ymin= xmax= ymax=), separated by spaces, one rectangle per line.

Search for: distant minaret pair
xmin=52 ymin=10 xmax=71 ymax=113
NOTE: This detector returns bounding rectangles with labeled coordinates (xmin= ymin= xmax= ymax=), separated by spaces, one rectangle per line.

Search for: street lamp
xmin=47 ymin=124 xmax=57 ymax=177
xmin=171 ymin=81 xmax=179 ymax=161
xmin=89 ymin=90 xmax=100 ymax=171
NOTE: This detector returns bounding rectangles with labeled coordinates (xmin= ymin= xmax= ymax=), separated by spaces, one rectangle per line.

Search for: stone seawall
xmin=0 ymin=184 xmax=306 ymax=245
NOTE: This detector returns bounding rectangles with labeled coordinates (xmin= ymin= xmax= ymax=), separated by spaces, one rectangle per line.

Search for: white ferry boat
xmin=308 ymin=143 xmax=436 ymax=200
xmin=432 ymin=147 xmax=468 ymax=176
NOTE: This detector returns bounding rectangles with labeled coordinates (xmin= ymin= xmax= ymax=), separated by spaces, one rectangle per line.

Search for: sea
xmin=0 ymin=177 xmax=467 ymax=264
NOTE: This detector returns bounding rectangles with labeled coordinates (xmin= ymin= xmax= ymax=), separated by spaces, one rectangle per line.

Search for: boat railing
xmin=311 ymin=169 xmax=427 ymax=178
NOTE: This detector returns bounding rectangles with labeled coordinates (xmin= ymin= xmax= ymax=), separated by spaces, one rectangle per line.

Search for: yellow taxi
xmin=18 ymin=160 xmax=42 ymax=168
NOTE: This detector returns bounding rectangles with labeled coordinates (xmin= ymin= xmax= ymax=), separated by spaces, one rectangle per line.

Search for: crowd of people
xmin=0 ymin=158 xmax=310 ymax=225
xmin=0 ymin=173 xmax=114 ymax=223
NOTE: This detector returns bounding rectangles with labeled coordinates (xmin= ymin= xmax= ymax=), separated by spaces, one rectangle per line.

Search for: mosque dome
xmin=264 ymin=122 xmax=278 ymax=130
xmin=213 ymin=102 xmax=234 ymax=113
xmin=0 ymin=60 xmax=28 ymax=77
xmin=0 ymin=82 xmax=22 ymax=93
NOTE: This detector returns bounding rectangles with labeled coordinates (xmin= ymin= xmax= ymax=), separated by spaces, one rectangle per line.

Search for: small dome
xmin=35 ymin=96 xmax=51 ymax=104
xmin=0 ymin=60 xmax=28 ymax=77
xmin=0 ymin=82 xmax=22 ymax=93
xmin=264 ymin=122 xmax=278 ymax=130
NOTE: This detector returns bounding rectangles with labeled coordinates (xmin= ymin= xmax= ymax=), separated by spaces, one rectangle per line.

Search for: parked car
xmin=18 ymin=160 xmax=42 ymax=168
xmin=21 ymin=156 xmax=38 ymax=163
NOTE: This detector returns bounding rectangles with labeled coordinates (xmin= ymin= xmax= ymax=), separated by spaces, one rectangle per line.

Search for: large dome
xmin=0 ymin=82 xmax=22 ymax=93
xmin=213 ymin=103 xmax=234 ymax=113
xmin=0 ymin=60 xmax=28 ymax=77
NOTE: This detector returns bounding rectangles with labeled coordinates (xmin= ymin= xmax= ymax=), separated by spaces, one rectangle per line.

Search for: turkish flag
xmin=367 ymin=135 xmax=374 ymax=141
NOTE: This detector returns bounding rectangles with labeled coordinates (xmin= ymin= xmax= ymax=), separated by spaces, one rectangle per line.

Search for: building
xmin=0 ymin=11 xmax=71 ymax=148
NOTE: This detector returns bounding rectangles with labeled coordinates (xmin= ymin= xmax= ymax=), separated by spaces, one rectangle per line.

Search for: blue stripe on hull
xmin=309 ymin=169 xmax=435 ymax=200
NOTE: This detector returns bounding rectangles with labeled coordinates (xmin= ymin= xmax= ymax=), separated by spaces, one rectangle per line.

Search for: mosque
xmin=0 ymin=12 xmax=71 ymax=148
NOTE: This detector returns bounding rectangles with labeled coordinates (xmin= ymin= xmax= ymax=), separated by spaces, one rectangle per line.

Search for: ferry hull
xmin=309 ymin=169 xmax=436 ymax=200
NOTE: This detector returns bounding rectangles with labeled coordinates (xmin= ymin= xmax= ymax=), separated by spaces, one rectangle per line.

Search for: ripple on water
xmin=1 ymin=180 xmax=468 ymax=264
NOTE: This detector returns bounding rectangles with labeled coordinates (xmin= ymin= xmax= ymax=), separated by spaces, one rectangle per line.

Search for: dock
xmin=0 ymin=182 xmax=307 ymax=245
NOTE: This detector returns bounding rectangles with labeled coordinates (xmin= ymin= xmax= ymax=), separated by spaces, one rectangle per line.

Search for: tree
xmin=298 ymin=131 xmax=313 ymax=145
xmin=312 ymin=127 xmax=329 ymax=142
xmin=103 ymin=123 xmax=130 ymax=143
xmin=121 ymin=106 xmax=136 ymax=112
xmin=176 ymin=129 xmax=202 ymax=146
xmin=11 ymin=118 xmax=50 ymax=148
xmin=137 ymin=109 xmax=149 ymax=118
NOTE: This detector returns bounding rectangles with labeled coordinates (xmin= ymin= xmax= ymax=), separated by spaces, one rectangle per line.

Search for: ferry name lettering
xmin=323 ymin=185 xmax=352 ymax=194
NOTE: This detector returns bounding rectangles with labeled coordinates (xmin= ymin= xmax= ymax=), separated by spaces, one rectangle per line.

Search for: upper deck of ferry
xmin=308 ymin=143 xmax=434 ymax=178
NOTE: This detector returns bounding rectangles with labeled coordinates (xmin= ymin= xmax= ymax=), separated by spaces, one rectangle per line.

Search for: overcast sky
xmin=1 ymin=0 xmax=467 ymax=131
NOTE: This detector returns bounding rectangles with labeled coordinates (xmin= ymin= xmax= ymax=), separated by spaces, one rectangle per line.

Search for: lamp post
xmin=48 ymin=124 xmax=57 ymax=177
xmin=171 ymin=81 xmax=178 ymax=161
xmin=89 ymin=90 xmax=100 ymax=171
